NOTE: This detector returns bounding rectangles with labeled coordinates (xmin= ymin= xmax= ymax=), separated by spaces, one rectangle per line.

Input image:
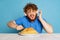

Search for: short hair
xmin=24 ymin=3 xmax=38 ymax=13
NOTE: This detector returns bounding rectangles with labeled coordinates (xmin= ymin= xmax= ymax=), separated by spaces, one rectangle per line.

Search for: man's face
xmin=26 ymin=9 xmax=37 ymax=21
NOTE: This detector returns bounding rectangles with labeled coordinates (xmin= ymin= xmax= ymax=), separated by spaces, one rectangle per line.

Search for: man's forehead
xmin=27 ymin=9 xmax=37 ymax=12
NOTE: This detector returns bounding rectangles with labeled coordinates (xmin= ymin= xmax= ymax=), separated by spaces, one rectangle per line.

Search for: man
xmin=8 ymin=3 xmax=53 ymax=34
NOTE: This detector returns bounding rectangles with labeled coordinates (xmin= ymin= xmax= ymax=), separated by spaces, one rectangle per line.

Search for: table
xmin=0 ymin=33 xmax=60 ymax=40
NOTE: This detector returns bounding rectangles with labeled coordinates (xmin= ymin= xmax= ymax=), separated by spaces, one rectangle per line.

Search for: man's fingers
xmin=16 ymin=25 xmax=24 ymax=30
xmin=40 ymin=10 xmax=42 ymax=14
xmin=37 ymin=10 xmax=42 ymax=14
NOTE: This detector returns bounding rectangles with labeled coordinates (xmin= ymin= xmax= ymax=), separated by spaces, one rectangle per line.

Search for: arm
xmin=7 ymin=21 xmax=24 ymax=30
xmin=38 ymin=10 xmax=53 ymax=34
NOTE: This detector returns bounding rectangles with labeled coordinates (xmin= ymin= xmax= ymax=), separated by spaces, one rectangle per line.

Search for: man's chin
xmin=30 ymin=18 xmax=35 ymax=21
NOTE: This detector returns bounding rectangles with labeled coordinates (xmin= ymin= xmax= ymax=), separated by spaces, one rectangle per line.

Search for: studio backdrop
xmin=0 ymin=0 xmax=60 ymax=33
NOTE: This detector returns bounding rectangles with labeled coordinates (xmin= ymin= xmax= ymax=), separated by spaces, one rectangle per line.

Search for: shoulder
xmin=14 ymin=16 xmax=27 ymax=23
xmin=14 ymin=16 xmax=27 ymax=25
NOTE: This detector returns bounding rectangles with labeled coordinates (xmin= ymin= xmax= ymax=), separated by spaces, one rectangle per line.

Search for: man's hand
xmin=38 ymin=10 xmax=42 ymax=19
xmin=16 ymin=25 xmax=24 ymax=30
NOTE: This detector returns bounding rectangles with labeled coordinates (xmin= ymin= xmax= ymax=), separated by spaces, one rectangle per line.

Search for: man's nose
xmin=30 ymin=12 xmax=34 ymax=14
xmin=30 ymin=13 xmax=34 ymax=15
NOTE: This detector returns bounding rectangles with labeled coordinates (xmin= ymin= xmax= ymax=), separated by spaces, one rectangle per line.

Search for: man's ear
xmin=24 ymin=13 xmax=27 ymax=16
xmin=36 ymin=10 xmax=39 ymax=13
xmin=36 ymin=10 xmax=38 ymax=13
xmin=36 ymin=10 xmax=38 ymax=14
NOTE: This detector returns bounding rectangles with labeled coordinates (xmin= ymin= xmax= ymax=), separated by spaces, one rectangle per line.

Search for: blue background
xmin=0 ymin=0 xmax=60 ymax=33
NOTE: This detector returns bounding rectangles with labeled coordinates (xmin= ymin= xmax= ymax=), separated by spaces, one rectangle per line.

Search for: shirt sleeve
xmin=15 ymin=18 xmax=22 ymax=25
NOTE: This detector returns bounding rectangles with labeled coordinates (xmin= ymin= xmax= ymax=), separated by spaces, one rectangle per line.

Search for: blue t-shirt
xmin=15 ymin=16 xmax=44 ymax=33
